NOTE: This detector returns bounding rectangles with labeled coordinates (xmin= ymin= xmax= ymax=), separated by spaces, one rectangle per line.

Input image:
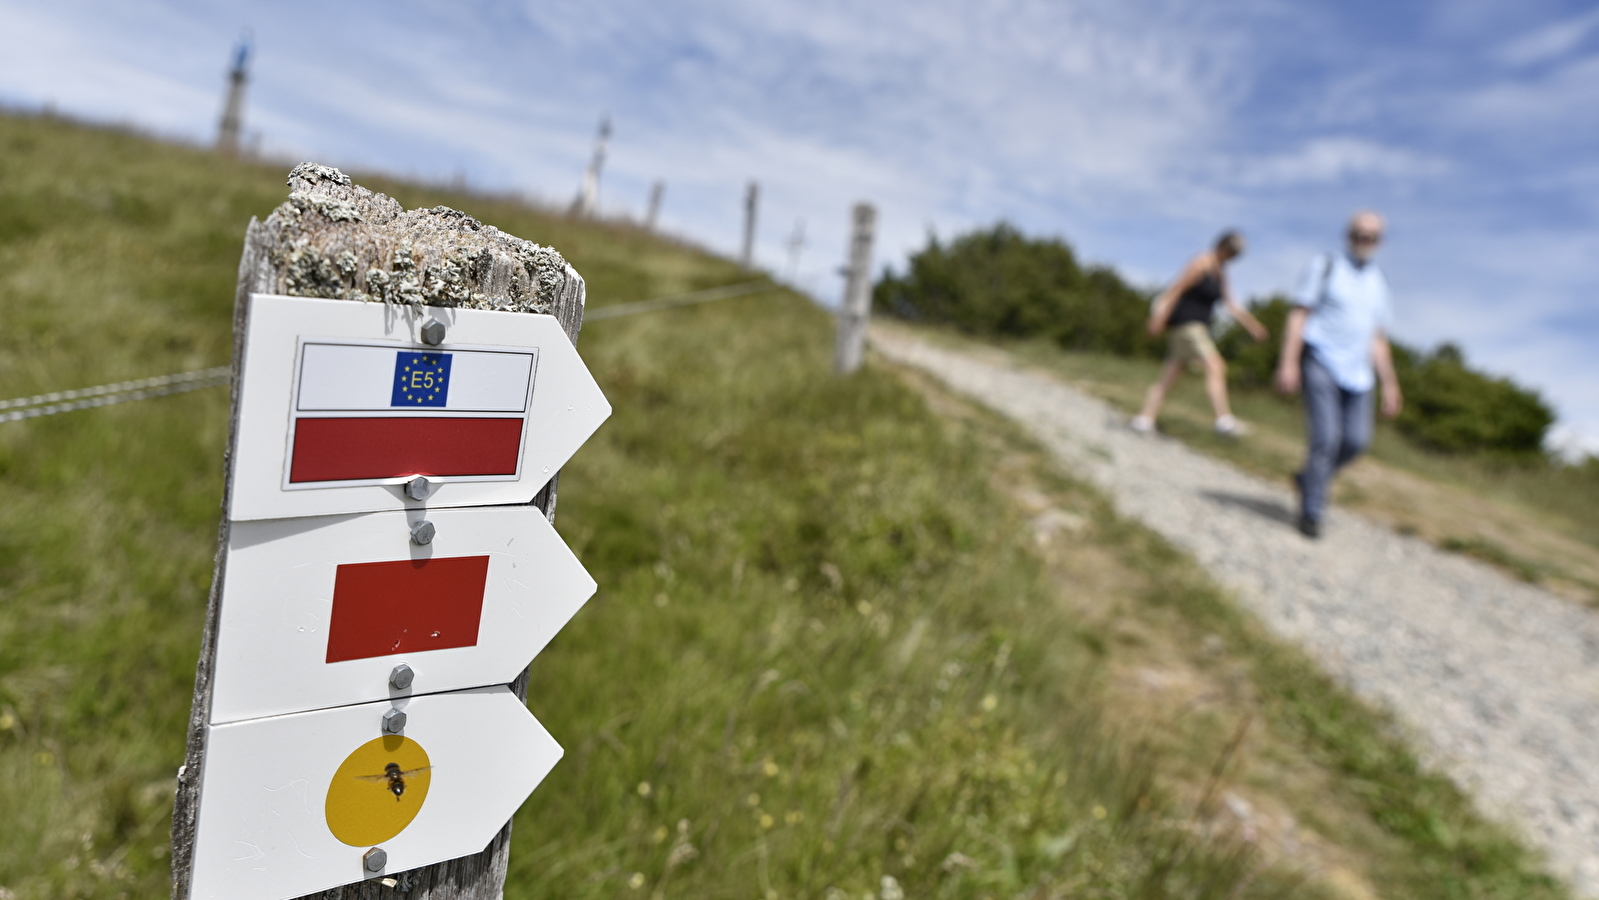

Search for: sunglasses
xmin=1349 ymin=231 xmax=1382 ymax=244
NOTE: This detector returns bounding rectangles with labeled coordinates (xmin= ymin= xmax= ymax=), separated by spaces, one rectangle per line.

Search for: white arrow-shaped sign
xmin=210 ymin=505 xmax=594 ymax=724
xmin=188 ymin=685 xmax=561 ymax=900
xmin=229 ymin=294 xmax=612 ymax=521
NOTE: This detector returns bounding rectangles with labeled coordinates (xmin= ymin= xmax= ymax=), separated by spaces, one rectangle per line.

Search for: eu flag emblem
xmin=391 ymin=352 xmax=453 ymax=407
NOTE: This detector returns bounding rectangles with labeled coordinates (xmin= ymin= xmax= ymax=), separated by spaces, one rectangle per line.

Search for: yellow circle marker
xmin=325 ymin=735 xmax=432 ymax=846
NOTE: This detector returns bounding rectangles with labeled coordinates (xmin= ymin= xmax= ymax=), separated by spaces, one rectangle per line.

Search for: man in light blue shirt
xmin=1275 ymin=211 xmax=1404 ymax=538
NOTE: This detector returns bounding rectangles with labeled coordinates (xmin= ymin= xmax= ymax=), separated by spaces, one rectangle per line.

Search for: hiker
xmin=1275 ymin=211 xmax=1403 ymax=538
xmin=1132 ymin=230 xmax=1268 ymax=436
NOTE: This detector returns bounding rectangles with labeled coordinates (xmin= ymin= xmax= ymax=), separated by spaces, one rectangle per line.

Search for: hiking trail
xmin=871 ymin=324 xmax=1599 ymax=896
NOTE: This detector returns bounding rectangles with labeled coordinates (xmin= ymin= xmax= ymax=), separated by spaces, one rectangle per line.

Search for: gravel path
xmin=871 ymin=326 xmax=1599 ymax=896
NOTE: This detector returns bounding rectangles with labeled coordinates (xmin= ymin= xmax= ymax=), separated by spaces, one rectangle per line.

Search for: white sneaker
xmin=1130 ymin=415 xmax=1154 ymax=434
xmin=1214 ymin=415 xmax=1248 ymax=436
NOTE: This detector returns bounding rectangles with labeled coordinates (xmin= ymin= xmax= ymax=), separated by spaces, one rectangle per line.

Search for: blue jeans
xmin=1298 ymin=349 xmax=1373 ymax=522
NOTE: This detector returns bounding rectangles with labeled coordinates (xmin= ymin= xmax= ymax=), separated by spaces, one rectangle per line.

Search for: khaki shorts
xmin=1166 ymin=321 xmax=1219 ymax=367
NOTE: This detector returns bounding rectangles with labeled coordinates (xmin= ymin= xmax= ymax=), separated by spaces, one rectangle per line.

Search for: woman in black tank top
xmin=1167 ymin=270 xmax=1224 ymax=329
xmin=1131 ymin=230 xmax=1269 ymax=436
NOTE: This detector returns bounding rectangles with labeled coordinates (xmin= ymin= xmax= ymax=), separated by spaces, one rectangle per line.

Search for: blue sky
xmin=4 ymin=0 xmax=1599 ymax=449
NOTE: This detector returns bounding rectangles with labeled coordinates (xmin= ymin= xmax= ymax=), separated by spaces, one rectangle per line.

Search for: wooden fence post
xmin=644 ymin=180 xmax=665 ymax=232
xmin=215 ymin=35 xmax=251 ymax=156
xmin=740 ymin=181 xmax=759 ymax=269
xmin=170 ymin=163 xmax=587 ymax=900
xmin=833 ymin=202 xmax=876 ymax=374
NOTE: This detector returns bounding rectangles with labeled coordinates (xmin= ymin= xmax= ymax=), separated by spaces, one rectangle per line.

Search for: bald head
xmin=1347 ymin=211 xmax=1385 ymax=262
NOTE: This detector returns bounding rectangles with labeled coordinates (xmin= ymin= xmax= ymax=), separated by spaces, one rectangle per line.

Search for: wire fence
xmin=585 ymin=278 xmax=772 ymax=321
xmin=0 ymin=279 xmax=775 ymax=424
xmin=0 ymin=367 xmax=232 ymax=424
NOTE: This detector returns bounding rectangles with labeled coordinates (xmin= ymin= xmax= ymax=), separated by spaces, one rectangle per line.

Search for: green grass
xmin=0 ymin=111 xmax=1569 ymax=900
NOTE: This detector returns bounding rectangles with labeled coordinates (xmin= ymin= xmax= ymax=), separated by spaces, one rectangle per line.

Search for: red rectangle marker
xmin=325 ymin=555 xmax=491 ymax=663
xmin=289 ymin=417 xmax=523 ymax=483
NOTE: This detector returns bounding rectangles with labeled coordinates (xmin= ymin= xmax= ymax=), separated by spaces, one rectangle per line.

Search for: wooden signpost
xmin=171 ymin=164 xmax=610 ymax=900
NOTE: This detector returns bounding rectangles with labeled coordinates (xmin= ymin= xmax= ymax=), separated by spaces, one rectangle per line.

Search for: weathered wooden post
xmin=784 ymin=218 xmax=806 ymax=282
xmin=740 ymin=181 xmax=759 ymax=269
xmin=215 ymin=34 xmax=251 ymax=156
xmin=572 ymin=116 xmax=611 ymax=217
xmin=644 ymin=180 xmax=665 ymax=232
xmin=833 ymin=202 xmax=876 ymax=374
xmin=171 ymin=163 xmax=605 ymax=900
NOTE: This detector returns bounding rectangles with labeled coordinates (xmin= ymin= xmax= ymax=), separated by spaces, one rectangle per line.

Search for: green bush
xmin=873 ymin=224 xmax=1159 ymax=357
xmin=1389 ymin=343 xmax=1554 ymax=457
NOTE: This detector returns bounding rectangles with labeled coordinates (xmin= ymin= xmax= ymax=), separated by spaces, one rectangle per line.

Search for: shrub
xmin=873 ymin=224 xmax=1159 ymax=357
xmin=1390 ymin=342 xmax=1554 ymax=457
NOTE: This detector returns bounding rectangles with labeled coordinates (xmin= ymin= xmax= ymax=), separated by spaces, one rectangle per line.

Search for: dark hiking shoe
xmin=1298 ymin=513 xmax=1321 ymax=539
xmin=1291 ymin=471 xmax=1317 ymax=537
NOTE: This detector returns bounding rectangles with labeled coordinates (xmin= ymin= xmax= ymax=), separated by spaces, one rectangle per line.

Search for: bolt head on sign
xmin=187 ymin=686 xmax=560 ymax=900
xmin=228 ymin=294 xmax=611 ymax=521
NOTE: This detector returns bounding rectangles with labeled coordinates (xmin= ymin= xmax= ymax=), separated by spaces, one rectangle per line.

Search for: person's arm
xmin=1276 ymin=255 xmax=1327 ymax=394
xmin=1372 ymin=331 xmax=1402 ymax=418
xmin=1224 ymin=298 xmax=1268 ymax=342
xmin=1147 ymin=256 xmax=1206 ymax=336
xmin=1275 ymin=306 xmax=1309 ymax=395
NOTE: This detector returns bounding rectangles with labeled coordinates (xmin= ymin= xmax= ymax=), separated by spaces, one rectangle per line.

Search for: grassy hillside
xmin=0 ymin=112 xmax=1567 ymax=900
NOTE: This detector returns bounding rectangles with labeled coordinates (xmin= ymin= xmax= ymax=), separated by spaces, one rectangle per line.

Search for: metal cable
xmin=0 ymin=369 xmax=232 ymax=423
xmin=585 ymin=278 xmax=773 ymax=320
xmin=0 ymin=366 xmax=233 ymax=411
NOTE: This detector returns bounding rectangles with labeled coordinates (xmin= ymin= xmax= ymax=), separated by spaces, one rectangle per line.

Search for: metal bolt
xmin=420 ymin=319 xmax=446 ymax=346
xmin=381 ymin=708 xmax=407 ymax=734
xmin=405 ymin=476 xmax=432 ymax=501
xmin=389 ymin=664 xmax=414 ymax=690
xmin=364 ymin=847 xmax=388 ymax=872
xmin=409 ymin=520 xmax=435 ymax=545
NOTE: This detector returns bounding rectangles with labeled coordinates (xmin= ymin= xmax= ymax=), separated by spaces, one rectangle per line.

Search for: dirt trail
xmin=871 ymin=324 xmax=1599 ymax=896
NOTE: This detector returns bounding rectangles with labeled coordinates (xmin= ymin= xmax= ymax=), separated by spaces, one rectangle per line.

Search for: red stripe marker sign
xmin=288 ymin=342 xmax=534 ymax=484
xmin=228 ymin=295 xmax=610 ymax=521
xmin=325 ymin=555 xmax=492 ymax=662
xmin=210 ymin=505 xmax=595 ymax=725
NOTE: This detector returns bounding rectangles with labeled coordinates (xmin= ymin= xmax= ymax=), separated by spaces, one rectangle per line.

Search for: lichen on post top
xmin=257 ymin=162 xmax=577 ymax=319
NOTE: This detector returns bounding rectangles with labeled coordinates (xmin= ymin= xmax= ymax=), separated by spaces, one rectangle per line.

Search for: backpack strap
xmin=1314 ymin=253 xmax=1334 ymax=306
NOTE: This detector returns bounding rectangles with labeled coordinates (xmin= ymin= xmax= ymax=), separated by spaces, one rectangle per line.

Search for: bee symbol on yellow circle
xmin=354 ymin=761 xmax=434 ymax=801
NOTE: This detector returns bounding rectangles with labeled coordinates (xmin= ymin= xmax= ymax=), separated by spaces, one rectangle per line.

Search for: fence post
xmin=740 ymin=181 xmax=759 ymax=269
xmin=644 ymin=180 xmax=664 ymax=231
xmin=215 ymin=35 xmax=250 ymax=155
xmin=572 ymin=116 xmax=611 ymax=217
xmin=169 ymin=163 xmax=587 ymax=900
xmin=834 ymin=203 xmax=876 ymax=374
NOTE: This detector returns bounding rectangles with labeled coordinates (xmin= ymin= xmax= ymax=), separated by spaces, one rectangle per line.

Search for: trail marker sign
xmin=230 ymin=294 xmax=610 ymax=521
xmin=188 ymin=686 xmax=561 ymax=900
xmin=174 ymin=166 xmax=611 ymax=900
xmin=210 ymin=505 xmax=595 ymax=724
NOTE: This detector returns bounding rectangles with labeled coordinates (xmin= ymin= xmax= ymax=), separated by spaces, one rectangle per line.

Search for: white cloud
xmin=1229 ymin=137 xmax=1453 ymax=187
xmin=1492 ymin=7 xmax=1599 ymax=68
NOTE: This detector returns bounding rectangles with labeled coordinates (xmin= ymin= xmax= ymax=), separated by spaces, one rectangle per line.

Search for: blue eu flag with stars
xmin=391 ymin=352 xmax=452 ymax=407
